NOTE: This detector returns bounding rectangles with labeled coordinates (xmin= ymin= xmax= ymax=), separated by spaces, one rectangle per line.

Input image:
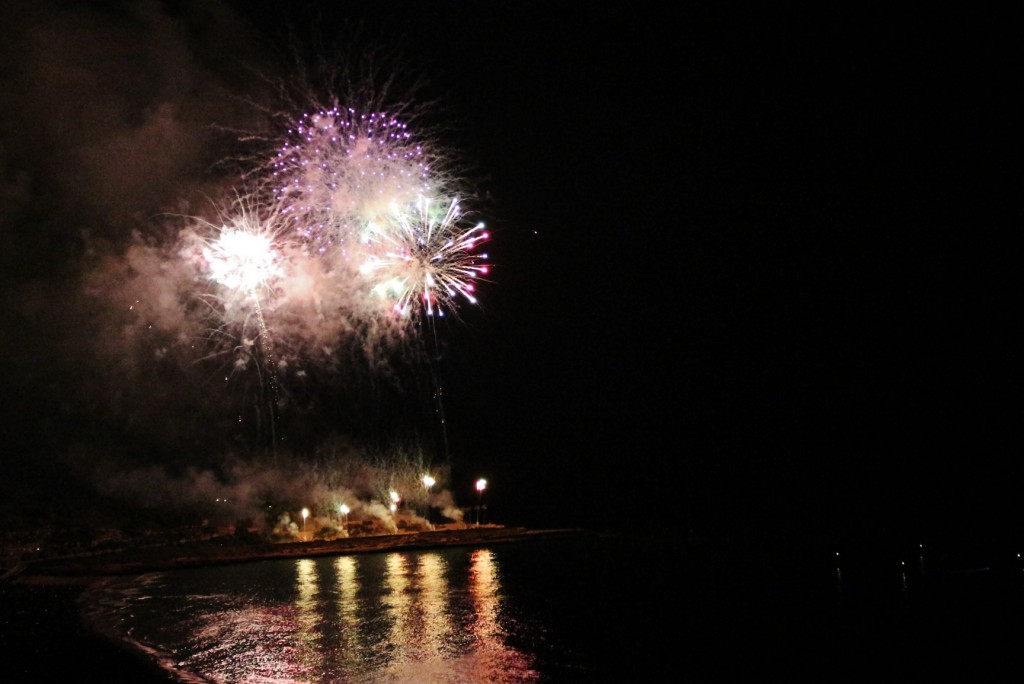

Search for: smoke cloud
xmin=0 ymin=1 xmax=472 ymax=530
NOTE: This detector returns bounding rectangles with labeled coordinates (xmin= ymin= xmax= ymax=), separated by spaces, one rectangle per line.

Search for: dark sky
xmin=0 ymin=2 xmax=1015 ymax=544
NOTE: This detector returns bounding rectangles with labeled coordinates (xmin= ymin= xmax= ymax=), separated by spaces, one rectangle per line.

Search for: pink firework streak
xmin=358 ymin=195 xmax=489 ymax=319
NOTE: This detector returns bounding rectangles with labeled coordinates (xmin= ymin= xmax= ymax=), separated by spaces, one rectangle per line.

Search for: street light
xmin=301 ymin=507 xmax=310 ymax=537
xmin=338 ymin=503 xmax=349 ymax=530
xmin=422 ymin=474 xmax=435 ymax=524
xmin=475 ymin=478 xmax=487 ymax=526
xmin=390 ymin=490 xmax=400 ymax=515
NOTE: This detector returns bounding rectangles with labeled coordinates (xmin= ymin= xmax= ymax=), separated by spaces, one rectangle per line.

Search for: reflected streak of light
xmin=469 ymin=549 xmax=499 ymax=642
xmin=464 ymin=548 xmax=541 ymax=681
xmin=178 ymin=595 xmax=313 ymax=681
xmin=417 ymin=553 xmax=451 ymax=657
xmin=334 ymin=555 xmax=366 ymax=668
xmin=384 ymin=553 xmax=412 ymax=661
xmin=295 ymin=558 xmax=322 ymax=670
xmin=110 ymin=549 xmax=547 ymax=683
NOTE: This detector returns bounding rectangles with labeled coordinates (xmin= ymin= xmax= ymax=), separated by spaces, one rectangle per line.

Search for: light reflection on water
xmin=72 ymin=533 xmax=1024 ymax=681
xmin=84 ymin=546 xmax=540 ymax=683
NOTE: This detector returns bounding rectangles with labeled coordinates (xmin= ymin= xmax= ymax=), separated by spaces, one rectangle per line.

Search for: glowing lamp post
xmin=475 ymin=478 xmax=487 ymax=526
xmin=390 ymin=490 xmax=400 ymax=515
xmin=422 ymin=474 xmax=435 ymax=523
xmin=301 ymin=507 xmax=310 ymax=538
xmin=338 ymin=503 xmax=350 ymax=529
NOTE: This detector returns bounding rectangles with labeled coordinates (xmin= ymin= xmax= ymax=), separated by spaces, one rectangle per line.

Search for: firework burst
xmin=190 ymin=199 xmax=289 ymax=326
xmin=124 ymin=79 xmax=493 ymax=453
xmin=175 ymin=195 xmax=295 ymax=385
xmin=270 ymin=107 xmax=439 ymax=253
xmin=358 ymin=195 xmax=489 ymax=319
xmin=204 ymin=222 xmax=283 ymax=295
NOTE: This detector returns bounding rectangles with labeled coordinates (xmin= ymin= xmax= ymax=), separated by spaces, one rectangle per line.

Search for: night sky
xmin=0 ymin=2 xmax=1015 ymax=548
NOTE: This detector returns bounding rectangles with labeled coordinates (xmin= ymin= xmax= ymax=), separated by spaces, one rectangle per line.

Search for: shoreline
xmin=6 ymin=525 xmax=589 ymax=586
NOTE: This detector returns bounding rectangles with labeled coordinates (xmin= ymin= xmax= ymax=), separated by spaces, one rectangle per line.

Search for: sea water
xmin=78 ymin=532 xmax=1023 ymax=682
xmin=80 ymin=533 xmax=672 ymax=682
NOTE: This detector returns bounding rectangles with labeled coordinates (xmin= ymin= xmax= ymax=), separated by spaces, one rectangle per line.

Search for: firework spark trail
xmin=256 ymin=102 xmax=489 ymax=457
xmin=353 ymin=194 xmax=489 ymax=462
xmin=193 ymin=200 xmax=292 ymax=442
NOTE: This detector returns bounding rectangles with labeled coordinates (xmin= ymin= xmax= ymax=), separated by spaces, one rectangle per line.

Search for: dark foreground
xmin=1 ymin=580 xmax=180 ymax=683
